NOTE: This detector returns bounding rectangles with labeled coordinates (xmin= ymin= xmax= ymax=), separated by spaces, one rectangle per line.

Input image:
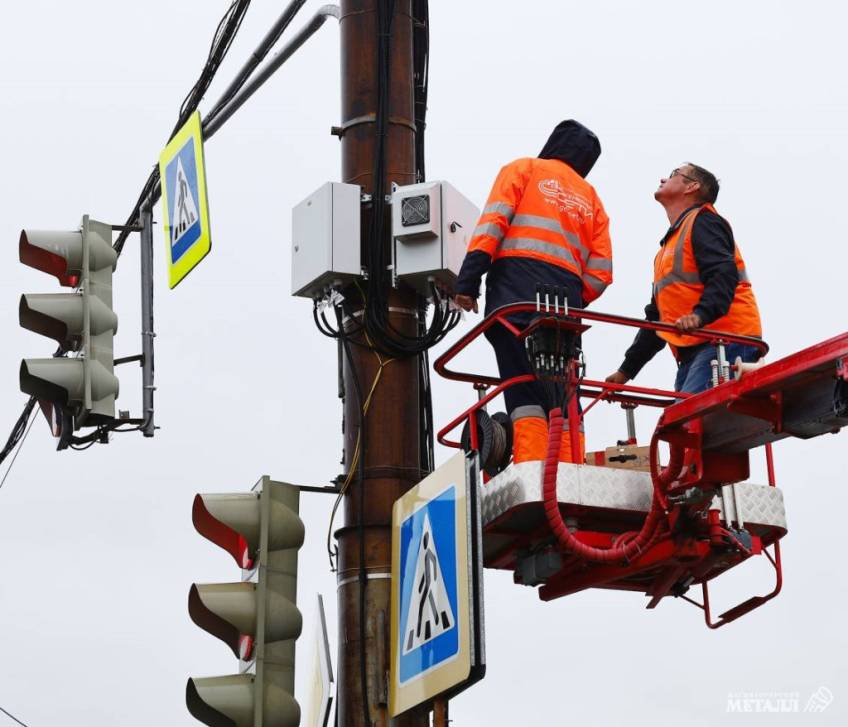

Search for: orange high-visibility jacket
xmin=467 ymin=157 xmax=612 ymax=303
xmin=653 ymin=204 xmax=762 ymax=348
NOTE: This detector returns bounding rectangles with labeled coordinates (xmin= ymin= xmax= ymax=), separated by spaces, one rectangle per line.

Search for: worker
xmin=605 ymin=163 xmax=762 ymax=394
xmin=453 ymin=119 xmax=613 ymax=464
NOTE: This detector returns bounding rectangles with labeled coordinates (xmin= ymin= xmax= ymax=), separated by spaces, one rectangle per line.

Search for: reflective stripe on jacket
xmin=466 ymin=157 xmax=612 ymax=303
xmin=653 ymin=204 xmax=761 ymax=348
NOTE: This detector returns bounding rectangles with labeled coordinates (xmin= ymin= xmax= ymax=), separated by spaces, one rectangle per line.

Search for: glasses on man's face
xmin=669 ymin=168 xmax=697 ymax=183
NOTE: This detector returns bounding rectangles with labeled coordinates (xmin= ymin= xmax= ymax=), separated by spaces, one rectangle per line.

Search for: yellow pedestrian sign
xmin=159 ymin=111 xmax=212 ymax=288
xmin=390 ymin=452 xmax=485 ymax=717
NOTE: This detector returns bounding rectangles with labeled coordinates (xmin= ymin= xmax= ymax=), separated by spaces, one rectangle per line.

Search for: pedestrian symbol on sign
xmin=173 ymin=156 xmax=199 ymax=242
xmin=165 ymin=141 xmax=202 ymax=262
xmin=396 ymin=484 xmax=460 ymax=686
xmin=404 ymin=513 xmax=455 ymax=654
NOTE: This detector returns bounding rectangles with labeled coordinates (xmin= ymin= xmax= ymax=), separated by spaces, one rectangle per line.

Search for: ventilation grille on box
xmin=401 ymin=195 xmax=430 ymax=227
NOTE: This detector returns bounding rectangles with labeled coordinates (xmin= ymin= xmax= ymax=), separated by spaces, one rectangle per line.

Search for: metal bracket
xmin=331 ymin=113 xmax=417 ymax=138
xmin=114 ymin=354 xmax=144 ymax=366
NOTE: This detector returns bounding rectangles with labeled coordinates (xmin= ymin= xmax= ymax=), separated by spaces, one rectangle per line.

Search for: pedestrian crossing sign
xmin=390 ymin=452 xmax=485 ymax=716
xmin=159 ymin=111 xmax=212 ymax=288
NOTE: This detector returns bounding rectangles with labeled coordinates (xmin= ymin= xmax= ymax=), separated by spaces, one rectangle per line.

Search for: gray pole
xmin=624 ymin=405 xmax=636 ymax=442
xmin=140 ymin=207 xmax=155 ymax=437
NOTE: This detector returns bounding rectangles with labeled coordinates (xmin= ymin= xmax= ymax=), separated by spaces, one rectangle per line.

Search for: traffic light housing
xmin=18 ymin=215 xmax=119 ymax=433
xmin=188 ymin=477 xmax=304 ymax=727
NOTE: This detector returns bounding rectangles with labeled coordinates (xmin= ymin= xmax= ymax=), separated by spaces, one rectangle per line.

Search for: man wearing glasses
xmin=605 ymin=163 xmax=762 ymax=394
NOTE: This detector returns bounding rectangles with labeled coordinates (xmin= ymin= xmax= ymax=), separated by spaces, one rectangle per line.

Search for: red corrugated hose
xmin=542 ymin=407 xmax=681 ymax=563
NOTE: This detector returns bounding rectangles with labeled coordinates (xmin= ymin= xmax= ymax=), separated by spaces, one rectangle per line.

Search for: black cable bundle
xmin=355 ymin=0 xmax=459 ymax=360
xmin=0 ymin=396 xmax=36 ymax=467
xmin=412 ymin=0 xmax=429 ymax=182
xmin=113 ymin=0 xmax=252 ymax=257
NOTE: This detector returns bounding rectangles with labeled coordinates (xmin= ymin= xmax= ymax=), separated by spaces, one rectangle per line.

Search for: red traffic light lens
xmin=238 ymin=634 xmax=254 ymax=661
xmin=192 ymin=495 xmax=254 ymax=569
xmin=19 ymin=231 xmax=80 ymax=288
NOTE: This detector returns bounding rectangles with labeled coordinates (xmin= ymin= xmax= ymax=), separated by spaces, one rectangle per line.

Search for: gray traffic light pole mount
xmin=110 ymin=209 xmax=156 ymax=438
xmin=139 ymin=207 xmax=155 ymax=437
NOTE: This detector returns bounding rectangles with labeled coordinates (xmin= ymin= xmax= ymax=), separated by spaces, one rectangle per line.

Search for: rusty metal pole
xmin=433 ymin=698 xmax=449 ymax=726
xmin=336 ymin=1 xmax=428 ymax=725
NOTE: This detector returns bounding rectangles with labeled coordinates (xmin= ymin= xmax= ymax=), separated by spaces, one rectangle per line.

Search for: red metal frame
xmin=431 ymin=302 xmax=848 ymax=626
xmin=656 ymin=332 xmax=848 ymax=432
xmin=434 ymin=302 xmax=758 ymax=450
xmin=687 ymin=442 xmax=783 ymax=628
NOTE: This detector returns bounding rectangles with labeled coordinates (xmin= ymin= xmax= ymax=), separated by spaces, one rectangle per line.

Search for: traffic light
xmin=188 ymin=477 xmax=304 ymax=727
xmin=18 ymin=215 xmax=119 ymax=434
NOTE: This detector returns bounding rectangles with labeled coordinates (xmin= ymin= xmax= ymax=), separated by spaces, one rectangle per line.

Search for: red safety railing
xmin=434 ymin=301 xmax=768 ymax=451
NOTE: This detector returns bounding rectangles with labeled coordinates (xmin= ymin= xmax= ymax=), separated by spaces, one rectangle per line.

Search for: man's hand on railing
xmin=453 ymin=294 xmax=479 ymax=314
xmin=605 ymin=371 xmax=630 ymax=385
xmin=674 ymin=313 xmax=702 ymax=332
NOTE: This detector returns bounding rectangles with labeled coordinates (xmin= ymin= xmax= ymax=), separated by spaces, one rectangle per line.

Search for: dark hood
xmin=538 ymin=120 xmax=601 ymax=178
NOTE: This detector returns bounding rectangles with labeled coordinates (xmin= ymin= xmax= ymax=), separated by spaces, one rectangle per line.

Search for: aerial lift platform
xmin=434 ymin=297 xmax=848 ymax=627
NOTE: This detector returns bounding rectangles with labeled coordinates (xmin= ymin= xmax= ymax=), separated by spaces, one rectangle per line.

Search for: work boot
xmin=559 ymin=427 xmax=586 ymax=464
xmin=511 ymin=406 xmax=548 ymax=463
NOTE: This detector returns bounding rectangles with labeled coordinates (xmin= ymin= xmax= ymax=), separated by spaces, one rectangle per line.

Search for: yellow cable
xmin=326 ymin=332 xmax=395 ymax=570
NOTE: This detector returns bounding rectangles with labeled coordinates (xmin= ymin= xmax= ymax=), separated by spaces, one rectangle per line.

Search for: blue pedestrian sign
xmin=159 ymin=111 xmax=212 ymax=288
xmin=398 ymin=486 xmax=458 ymax=675
xmin=390 ymin=452 xmax=485 ymax=716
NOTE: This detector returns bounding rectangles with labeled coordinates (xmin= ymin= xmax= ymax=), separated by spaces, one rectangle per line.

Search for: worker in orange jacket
xmin=606 ymin=163 xmax=762 ymax=394
xmin=453 ymin=120 xmax=612 ymax=464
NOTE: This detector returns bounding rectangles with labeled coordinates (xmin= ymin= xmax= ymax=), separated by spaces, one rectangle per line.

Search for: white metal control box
xmin=391 ymin=181 xmax=480 ymax=295
xmin=291 ymin=182 xmax=361 ymax=298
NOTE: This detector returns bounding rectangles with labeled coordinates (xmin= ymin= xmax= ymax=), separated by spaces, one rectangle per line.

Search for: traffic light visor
xmin=20 ymin=358 xmax=84 ymax=406
xmin=188 ymin=583 xmax=256 ymax=660
xmin=192 ymin=494 xmax=257 ymax=569
xmin=186 ymin=675 xmax=254 ymax=727
xmin=19 ymin=294 xmax=83 ymax=349
xmin=19 ymin=229 xmax=82 ymax=287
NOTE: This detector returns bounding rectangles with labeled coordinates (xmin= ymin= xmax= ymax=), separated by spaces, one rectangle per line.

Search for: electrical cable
xmin=203 ymin=0 xmax=307 ymax=128
xmin=357 ymin=0 xmax=459 ymax=359
xmin=0 ymin=396 xmax=36 ymax=467
xmin=326 ymin=309 xmax=397 ymax=727
xmin=113 ymin=0 xmax=252 ymax=257
xmin=0 ymin=705 xmax=30 ymax=727
xmin=420 ymin=347 xmax=435 ymax=473
xmin=412 ymin=0 xmax=429 ymax=182
xmin=0 ymin=407 xmax=36 ymax=491
xmin=331 ymin=306 xmax=372 ymax=726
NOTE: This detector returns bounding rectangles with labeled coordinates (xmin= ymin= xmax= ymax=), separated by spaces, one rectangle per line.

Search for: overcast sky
xmin=1 ymin=1 xmax=847 ymax=725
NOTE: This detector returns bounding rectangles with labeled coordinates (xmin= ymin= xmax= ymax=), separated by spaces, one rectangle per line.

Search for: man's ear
xmin=684 ymin=181 xmax=702 ymax=199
